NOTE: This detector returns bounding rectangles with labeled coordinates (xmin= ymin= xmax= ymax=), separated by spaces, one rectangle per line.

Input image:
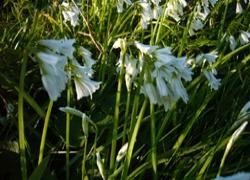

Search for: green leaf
xmin=29 ymin=155 xmax=50 ymax=180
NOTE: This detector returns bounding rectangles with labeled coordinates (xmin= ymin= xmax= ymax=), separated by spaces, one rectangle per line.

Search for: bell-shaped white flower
xmin=39 ymin=39 xmax=75 ymax=59
xmin=139 ymin=2 xmax=153 ymax=29
xmin=135 ymin=41 xmax=158 ymax=54
xmin=203 ymin=69 xmax=221 ymax=90
xmin=228 ymin=35 xmax=237 ymax=50
xmin=239 ymin=31 xmax=250 ymax=45
xmin=36 ymin=52 xmax=68 ymax=100
xmin=61 ymin=2 xmax=80 ymax=27
xmin=236 ymin=1 xmax=243 ymax=14
xmin=72 ymin=61 xmax=101 ymax=100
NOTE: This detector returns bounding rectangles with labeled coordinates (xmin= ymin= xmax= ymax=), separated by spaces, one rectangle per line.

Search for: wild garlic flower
xmin=164 ymin=0 xmax=187 ymax=22
xmin=195 ymin=51 xmax=221 ymax=90
xmin=35 ymin=39 xmax=101 ymax=101
xmin=135 ymin=42 xmax=193 ymax=111
xmin=227 ymin=35 xmax=237 ymax=50
xmin=61 ymin=2 xmax=80 ymax=27
xmin=236 ymin=1 xmax=243 ymax=14
xmin=117 ymin=0 xmax=132 ymax=13
xmin=36 ymin=52 xmax=68 ymax=101
xmin=138 ymin=1 xmax=162 ymax=29
xmin=72 ymin=48 xmax=101 ymax=100
xmin=239 ymin=31 xmax=250 ymax=45
xmin=188 ymin=0 xmax=218 ymax=36
xmin=117 ymin=54 xmax=139 ymax=91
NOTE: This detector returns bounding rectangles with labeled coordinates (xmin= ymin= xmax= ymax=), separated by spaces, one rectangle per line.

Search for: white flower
xmin=135 ymin=42 xmax=192 ymax=111
xmin=116 ymin=142 xmax=129 ymax=162
xmin=228 ymin=35 xmax=237 ymax=50
xmin=61 ymin=2 xmax=80 ymax=27
xmin=135 ymin=41 xmax=158 ymax=54
xmin=203 ymin=69 xmax=221 ymax=90
xmin=113 ymin=38 xmax=127 ymax=53
xmin=139 ymin=2 xmax=153 ymax=29
xmin=117 ymin=54 xmax=139 ymax=90
xmin=117 ymin=0 xmax=132 ymax=13
xmin=73 ymin=61 xmax=101 ymax=100
xmin=39 ymin=39 xmax=75 ymax=59
xmin=140 ymin=83 xmax=159 ymax=104
xmin=239 ymin=31 xmax=250 ymax=45
xmin=164 ymin=0 xmax=187 ymax=22
xmin=36 ymin=52 xmax=68 ymax=100
xmin=236 ymin=1 xmax=243 ymax=14
xmin=78 ymin=47 xmax=96 ymax=69
xmin=214 ymin=172 xmax=250 ymax=180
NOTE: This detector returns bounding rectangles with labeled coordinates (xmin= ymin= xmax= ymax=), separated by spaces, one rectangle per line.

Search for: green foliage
xmin=0 ymin=0 xmax=250 ymax=180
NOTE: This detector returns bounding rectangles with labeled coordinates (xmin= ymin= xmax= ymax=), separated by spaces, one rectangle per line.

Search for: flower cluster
xmin=164 ymin=0 xmax=187 ymax=22
xmin=188 ymin=0 xmax=218 ymax=36
xmin=138 ymin=0 xmax=162 ymax=29
xmin=195 ymin=51 xmax=221 ymax=90
xmin=61 ymin=1 xmax=80 ymax=27
xmin=114 ymin=39 xmax=193 ymax=111
xmin=35 ymin=39 xmax=101 ymax=101
xmin=226 ymin=31 xmax=250 ymax=50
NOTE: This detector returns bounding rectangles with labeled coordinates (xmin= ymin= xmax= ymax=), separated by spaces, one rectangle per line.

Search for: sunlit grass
xmin=0 ymin=0 xmax=250 ymax=180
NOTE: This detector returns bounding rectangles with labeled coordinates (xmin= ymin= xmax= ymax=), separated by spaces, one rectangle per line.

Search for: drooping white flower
xmin=236 ymin=1 xmax=243 ymax=14
xmin=135 ymin=42 xmax=193 ymax=111
xmin=39 ymin=39 xmax=75 ymax=59
xmin=239 ymin=31 xmax=250 ymax=45
xmin=72 ymin=61 xmax=101 ymax=100
xmin=228 ymin=35 xmax=237 ymax=50
xmin=164 ymin=0 xmax=187 ymax=22
xmin=134 ymin=41 xmax=158 ymax=54
xmin=139 ymin=2 xmax=153 ymax=29
xmin=61 ymin=2 xmax=80 ymax=27
xmin=36 ymin=52 xmax=68 ymax=101
xmin=116 ymin=142 xmax=129 ymax=162
xmin=117 ymin=0 xmax=132 ymax=13
xmin=140 ymin=82 xmax=159 ymax=104
xmin=203 ymin=69 xmax=221 ymax=90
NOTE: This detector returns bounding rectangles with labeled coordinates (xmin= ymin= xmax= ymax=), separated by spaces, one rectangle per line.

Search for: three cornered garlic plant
xmin=34 ymin=39 xmax=101 ymax=101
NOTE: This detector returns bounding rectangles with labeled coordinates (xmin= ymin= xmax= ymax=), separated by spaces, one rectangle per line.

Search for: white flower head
xmin=116 ymin=142 xmax=129 ymax=162
xmin=36 ymin=52 xmax=68 ymax=101
xmin=203 ymin=69 xmax=221 ymax=90
xmin=139 ymin=2 xmax=153 ymax=29
xmin=134 ymin=41 xmax=158 ymax=54
xmin=236 ymin=1 xmax=243 ymax=14
xmin=228 ymin=35 xmax=237 ymax=50
xmin=239 ymin=31 xmax=250 ymax=45
xmin=73 ymin=61 xmax=101 ymax=100
xmin=61 ymin=2 xmax=80 ymax=27
xmin=39 ymin=39 xmax=76 ymax=59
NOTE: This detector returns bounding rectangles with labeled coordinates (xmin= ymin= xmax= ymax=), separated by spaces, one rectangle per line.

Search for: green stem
xmin=122 ymin=90 xmax=131 ymax=144
xmin=82 ymin=136 xmax=88 ymax=180
xmin=110 ymin=53 xmax=125 ymax=172
xmin=121 ymin=99 xmax=148 ymax=180
xmin=150 ymin=104 xmax=157 ymax=179
xmin=38 ymin=100 xmax=54 ymax=164
xmin=18 ymin=53 xmax=28 ymax=180
xmin=66 ymin=86 xmax=71 ymax=180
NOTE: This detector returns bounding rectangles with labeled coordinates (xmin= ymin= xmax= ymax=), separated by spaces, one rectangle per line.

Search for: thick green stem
xmin=18 ymin=53 xmax=28 ymax=180
xmin=150 ymin=104 xmax=157 ymax=179
xmin=110 ymin=53 xmax=125 ymax=172
xmin=121 ymin=99 xmax=148 ymax=180
xmin=38 ymin=100 xmax=54 ymax=164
